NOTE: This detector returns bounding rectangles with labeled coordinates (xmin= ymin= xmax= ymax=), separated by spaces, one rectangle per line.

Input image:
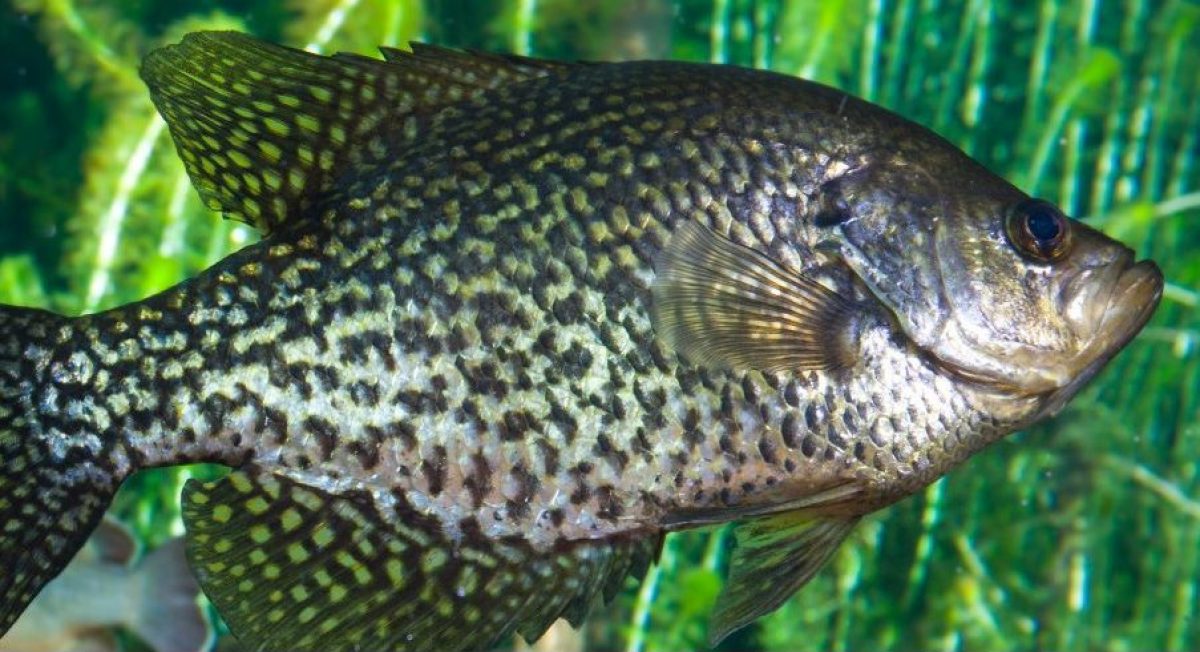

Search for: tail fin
xmin=130 ymin=537 xmax=213 ymax=652
xmin=0 ymin=306 xmax=120 ymax=633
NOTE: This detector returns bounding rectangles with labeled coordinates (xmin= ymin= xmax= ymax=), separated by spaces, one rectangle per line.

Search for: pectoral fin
xmin=182 ymin=468 xmax=660 ymax=651
xmin=652 ymin=221 xmax=859 ymax=373
xmin=709 ymin=511 xmax=860 ymax=645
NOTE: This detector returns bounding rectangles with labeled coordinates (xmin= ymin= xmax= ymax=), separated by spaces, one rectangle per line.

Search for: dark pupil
xmin=1026 ymin=206 xmax=1061 ymax=243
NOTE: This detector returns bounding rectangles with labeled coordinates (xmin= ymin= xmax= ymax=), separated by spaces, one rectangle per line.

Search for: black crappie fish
xmin=0 ymin=32 xmax=1162 ymax=651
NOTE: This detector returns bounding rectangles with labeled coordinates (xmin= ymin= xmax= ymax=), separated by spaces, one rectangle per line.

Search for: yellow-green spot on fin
xmin=141 ymin=31 xmax=574 ymax=235
xmin=181 ymin=467 xmax=661 ymax=652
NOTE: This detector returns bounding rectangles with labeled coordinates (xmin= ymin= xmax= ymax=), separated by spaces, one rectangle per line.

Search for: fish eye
xmin=1006 ymin=199 xmax=1071 ymax=262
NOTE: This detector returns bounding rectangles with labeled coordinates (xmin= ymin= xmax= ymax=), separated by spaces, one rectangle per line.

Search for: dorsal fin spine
xmin=141 ymin=31 xmax=569 ymax=234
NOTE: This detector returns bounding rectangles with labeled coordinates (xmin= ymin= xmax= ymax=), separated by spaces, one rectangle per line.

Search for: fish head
xmin=826 ymin=155 xmax=1162 ymax=420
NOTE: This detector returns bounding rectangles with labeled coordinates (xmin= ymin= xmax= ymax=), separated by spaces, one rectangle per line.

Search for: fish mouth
xmin=1036 ymin=258 xmax=1163 ymax=416
xmin=919 ymin=257 xmax=1163 ymax=409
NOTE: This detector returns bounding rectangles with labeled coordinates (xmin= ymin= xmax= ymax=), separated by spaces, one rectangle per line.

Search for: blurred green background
xmin=0 ymin=0 xmax=1197 ymax=650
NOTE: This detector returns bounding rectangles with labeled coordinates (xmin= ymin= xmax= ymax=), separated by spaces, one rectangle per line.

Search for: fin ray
xmin=651 ymin=221 xmax=860 ymax=373
xmin=0 ymin=306 xmax=119 ymax=635
xmin=662 ymin=481 xmax=863 ymax=528
xmin=141 ymin=32 xmax=569 ymax=234
xmin=710 ymin=512 xmax=860 ymax=645
xmin=182 ymin=468 xmax=658 ymax=651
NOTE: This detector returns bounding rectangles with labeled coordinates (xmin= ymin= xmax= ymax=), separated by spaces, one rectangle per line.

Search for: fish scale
xmin=0 ymin=31 xmax=1161 ymax=651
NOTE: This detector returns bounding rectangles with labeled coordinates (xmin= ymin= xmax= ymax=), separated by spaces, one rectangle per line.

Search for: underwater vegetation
xmin=0 ymin=1 xmax=1197 ymax=651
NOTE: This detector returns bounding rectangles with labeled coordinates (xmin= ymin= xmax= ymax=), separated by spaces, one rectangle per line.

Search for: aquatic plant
xmin=0 ymin=0 xmax=1195 ymax=650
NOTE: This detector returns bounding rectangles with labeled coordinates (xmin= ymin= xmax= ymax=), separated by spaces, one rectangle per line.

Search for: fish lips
xmin=912 ymin=255 xmax=1162 ymax=415
xmin=1036 ymin=257 xmax=1163 ymax=418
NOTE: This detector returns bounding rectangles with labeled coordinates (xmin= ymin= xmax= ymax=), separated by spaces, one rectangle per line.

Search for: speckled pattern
xmin=50 ymin=56 xmax=1007 ymax=545
xmin=0 ymin=33 xmax=1048 ymax=649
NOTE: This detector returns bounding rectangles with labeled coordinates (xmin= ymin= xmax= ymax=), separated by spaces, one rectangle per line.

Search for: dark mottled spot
xmin=595 ymin=433 xmax=630 ymax=473
xmin=507 ymin=463 xmax=539 ymax=519
xmin=720 ymin=385 xmax=735 ymax=420
xmin=784 ymin=380 xmax=802 ymax=407
xmin=599 ymin=322 xmax=620 ymax=352
xmin=606 ymin=359 xmax=627 ymax=390
xmin=552 ymin=292 xmax=585 ymax=324
xmin=311 ymin=365 xmax=340 ymax=392
xmin=634 ymin=380 xmax=666 ymax=410
xmin=805 ymin=403 xmax=823 ymax=431
xmin=203 ymin=393 xmax=232 ymax=428
xmin=457 ymin=356 xmax=509 ymax=399
xmin=130 ymin=408 xmax=153 ymax=434
xmin=465 ymin=451 xmax=492 ymax=509
xmin=535 ymin=329 xmax=558 ymax=355
xmin=349 ymin=380 xmax=380 ymax=406
xmin=448 ymin=324 xmax=469 ymax=353
xmin=842 ymin=407 xmax=858 ymax=433
xmin=609 ymin=396 xmax=628 ymax=420
xmin=650 ymin=341 xmax=672 ymax=373
xmin=422 ymin=445 xmax=447 ymax=495
xmin=305 ymin=416 xmax=338 ymax=461
xmin=560 ymin=341 xmax=593 ymax=377
xmin=800 ymin=435 xmax=817 ymax=458
xmin=596 ymin=485 xmax=623 ymax=521
xmin=547 ymin=398 xmax=579 ymax=443
xmin=741 ymin=375 xmax=761 ymax=404
xmin=633 ymin=428 xmax=652 ymax=456
xmin=781 ymin=412 xmax=800 ymax=448
xmin=758 ymin=437 xmax=778 ymax=464
xmin=262 ymin=408 xmax=288 ymax=444
xmin=348 ymin=437 xmax=380 ymax=471
xmin=388 ymin=421 xmax=417 ymax=450
xmin=499 ymin=409 xmax=540 ymax=441
xmin=536 ymin=438 xmax=560 ymax=475
xmin=474 ymin=291 xmax=520 ymax=332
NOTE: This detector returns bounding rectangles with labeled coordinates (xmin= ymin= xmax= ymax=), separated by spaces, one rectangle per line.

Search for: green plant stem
xmin=1106 ymin=457 xmax=1200 ymax=521
xmin=510 ymin=0 xmax=538 ymax=55
xmin=84 ymin=113 xmax=164 ymax=312
xmin=710 ymin=0 xmax=731 ymax=63
xmin=626 ymin=534 xmax=678 ymax=652
xmin=303 ymin=0 xmax=363 ymax=52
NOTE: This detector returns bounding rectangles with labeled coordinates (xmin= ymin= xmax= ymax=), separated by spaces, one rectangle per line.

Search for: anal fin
xmin=182 ymin=468 xmax=658 ymax=651
xmin=710 ymin=511 xmax=860 ymax=645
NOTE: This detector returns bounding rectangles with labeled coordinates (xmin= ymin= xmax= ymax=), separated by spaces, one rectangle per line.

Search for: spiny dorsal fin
xmin=182 ymin=468 xmax=658 ymax=651
xmin=652 ymin=220 xmax=861 ymax=373
xmin=710 ymin=512 xmax=860 ymax=645
xmin=140 ymin=32 xmax=570 ymax=234
xmin=380 ymin=42 xmax=576 ymax=82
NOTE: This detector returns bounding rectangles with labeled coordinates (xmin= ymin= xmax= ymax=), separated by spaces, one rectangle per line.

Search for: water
xmin=0 ymin=1 xmax=1196 ymax=651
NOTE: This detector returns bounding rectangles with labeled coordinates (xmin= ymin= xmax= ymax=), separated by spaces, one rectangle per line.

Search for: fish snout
xmin=1040 ymin=254 xmax=1162 ymax=417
